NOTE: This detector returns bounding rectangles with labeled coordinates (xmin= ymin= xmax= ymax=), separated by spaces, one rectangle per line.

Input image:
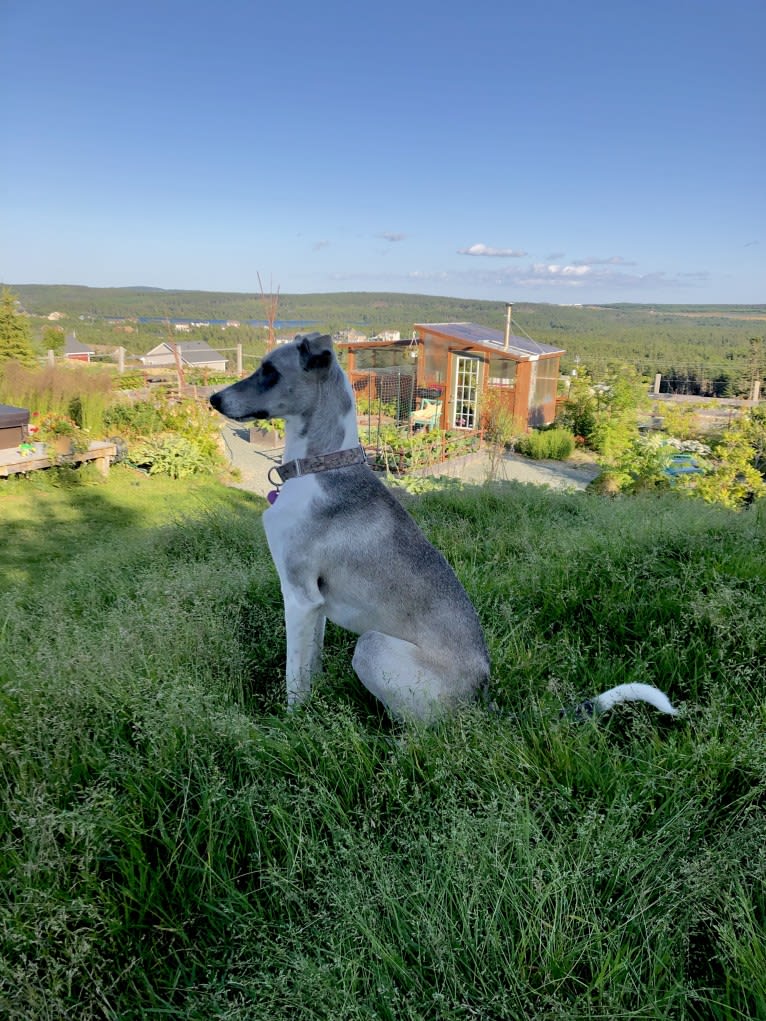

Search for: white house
xmin=140 ymin=340 xmax=227 ymax=372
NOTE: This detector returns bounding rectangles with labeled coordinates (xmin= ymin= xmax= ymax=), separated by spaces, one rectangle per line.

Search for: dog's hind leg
xmin=352 ymin=631 xmax=464 ymax=724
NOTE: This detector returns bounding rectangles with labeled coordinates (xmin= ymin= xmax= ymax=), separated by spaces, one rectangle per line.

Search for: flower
xmin=36 ymin=413 xmax=79 ymax=438
xmin=34 ymin=412 xmax=88 ymax=456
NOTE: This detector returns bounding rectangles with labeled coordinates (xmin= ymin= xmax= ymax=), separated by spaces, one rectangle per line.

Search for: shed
xmin=64 ymin=332 xmax=95 ymax=362
xmin=140 ymin=340 xmax=227 ymax=372
xmin=339 ymin=321 xmax=564 ymax=431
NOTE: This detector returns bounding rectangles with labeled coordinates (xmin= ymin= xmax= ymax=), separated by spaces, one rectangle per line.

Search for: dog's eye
xmin=259 ymin=361 xmax=280 ymax=388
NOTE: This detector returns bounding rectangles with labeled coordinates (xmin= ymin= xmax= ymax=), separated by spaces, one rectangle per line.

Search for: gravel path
xmin=219 ymin=424 xmax=601 ymax=498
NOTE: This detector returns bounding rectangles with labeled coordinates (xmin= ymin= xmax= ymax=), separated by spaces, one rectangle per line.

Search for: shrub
xmin=695 ymin=423 xmax=766 ymax=509
xmin=104 ymin=395 xmax=227 ymax=478
xmin=130 ymin=434 xmax=218 ymax=478
xmin=557 ymin=371 xmax=598 ymax=440
xmin=103 ymin=399 xmax=167 ymax=438
xmin=518 ymin=427 xmax=575 ymax=460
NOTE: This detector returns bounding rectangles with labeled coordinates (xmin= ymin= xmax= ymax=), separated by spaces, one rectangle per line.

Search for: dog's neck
xmin=282 ymin=366 xmax=359 ymax=461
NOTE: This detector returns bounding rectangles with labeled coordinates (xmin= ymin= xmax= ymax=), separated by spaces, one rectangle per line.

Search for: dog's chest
xmin=262 ymin=475 xmax=324 ymax=567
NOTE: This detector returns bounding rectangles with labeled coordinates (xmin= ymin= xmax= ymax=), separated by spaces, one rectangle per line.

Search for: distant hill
xmin=6 ymin=282 xmax=764 ymax=333
xmin=7 ymin=284 xmax=523 ymax=330
xmin=4 ymin=283 xmax=764 ymax=394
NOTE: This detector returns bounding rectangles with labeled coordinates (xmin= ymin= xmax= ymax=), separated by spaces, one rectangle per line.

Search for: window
xmin=529 ymin=356 xmax=560 ymax=425
xmin=488 ymin=357 xmax=516 ymax=388
xmin=355 ymin=347 xmax=412 ymax=371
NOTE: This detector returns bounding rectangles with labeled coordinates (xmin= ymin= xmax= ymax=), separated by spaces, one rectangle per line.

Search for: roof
xmin=175 ymin=340 xmax=225 ymax=363
xmin=144 ymin=340 xmax=225 ymax=363
xmin=64 ymin=332 xmax=95 ymax=355
xmin=415 ymin=322 xmax=564 ymax=359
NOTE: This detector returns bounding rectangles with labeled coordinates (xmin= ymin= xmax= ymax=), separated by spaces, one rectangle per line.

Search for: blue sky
xmin=1 ymin=0 xmax=764 ymax=304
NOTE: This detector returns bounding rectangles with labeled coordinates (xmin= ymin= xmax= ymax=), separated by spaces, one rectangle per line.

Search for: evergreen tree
xmin=0 ymin=288 xmax=37 ymax=366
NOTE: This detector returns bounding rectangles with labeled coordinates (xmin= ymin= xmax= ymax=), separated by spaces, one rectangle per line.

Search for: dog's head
xmin=210 ymin=333 xmax=336 ymax=422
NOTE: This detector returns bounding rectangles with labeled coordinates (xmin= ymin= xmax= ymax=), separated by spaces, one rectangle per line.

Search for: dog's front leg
xmin=283 ymin=591 xmax=325 ymax=707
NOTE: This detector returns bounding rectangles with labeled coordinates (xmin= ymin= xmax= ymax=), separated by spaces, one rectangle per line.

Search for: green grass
xmin=1 ymin=468 xmax=765 ymax=1019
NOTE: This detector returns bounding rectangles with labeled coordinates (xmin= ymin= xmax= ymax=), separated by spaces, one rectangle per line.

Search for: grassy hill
xmin=1 ymin=466 xmax=764 ymax=1018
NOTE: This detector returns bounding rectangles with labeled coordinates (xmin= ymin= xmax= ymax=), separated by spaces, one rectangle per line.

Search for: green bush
xmin=105 ymin=397 xmax=224 ymax=471
xmin=103 ymin=399 xmax=167 ymax=437
xmin=130 ymin=434 xmax=218 ymax=478
xmin=518 ymin=427 xmax=575 ymax=460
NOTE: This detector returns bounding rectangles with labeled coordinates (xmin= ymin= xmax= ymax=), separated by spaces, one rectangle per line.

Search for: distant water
xmin=131 ymin=317 xmax=318 ymax=328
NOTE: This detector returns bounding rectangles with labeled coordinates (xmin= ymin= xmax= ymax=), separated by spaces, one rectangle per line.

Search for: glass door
xmin=452 ymin=355 xmax=482 ymax=429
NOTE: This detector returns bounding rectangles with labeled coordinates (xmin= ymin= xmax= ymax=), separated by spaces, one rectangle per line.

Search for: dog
xmin=210 ymin=333 xmax=677 ymax=724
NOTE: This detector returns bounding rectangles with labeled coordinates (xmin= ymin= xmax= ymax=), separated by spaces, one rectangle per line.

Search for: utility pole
xmin=748 ymin=337 xmax=763 ymax=403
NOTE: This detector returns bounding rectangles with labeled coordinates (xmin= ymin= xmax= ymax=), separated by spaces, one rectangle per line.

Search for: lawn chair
xmin=410 ymin=398 xmax=442 ymax=431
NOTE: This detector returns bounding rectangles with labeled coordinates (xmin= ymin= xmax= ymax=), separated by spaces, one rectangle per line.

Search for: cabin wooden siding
xmin=341 ymin=322 xmax=563 ymax=431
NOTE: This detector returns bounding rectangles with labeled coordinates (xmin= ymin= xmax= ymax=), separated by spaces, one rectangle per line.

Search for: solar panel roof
xmin=415 ymin=323 xmax=564 ymax=358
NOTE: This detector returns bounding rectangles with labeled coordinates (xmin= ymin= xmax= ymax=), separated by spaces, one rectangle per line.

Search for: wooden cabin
xmin=339 ymin=322 xmax=565 ymax=432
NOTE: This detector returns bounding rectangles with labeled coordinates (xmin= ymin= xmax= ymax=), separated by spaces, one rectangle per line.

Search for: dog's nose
xmin=210 ymin=392 xmax=222 ymax=411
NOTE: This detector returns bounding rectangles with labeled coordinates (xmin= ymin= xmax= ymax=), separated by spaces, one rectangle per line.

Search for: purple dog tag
xmin=267 ymin=490 xmax=279 ymax=505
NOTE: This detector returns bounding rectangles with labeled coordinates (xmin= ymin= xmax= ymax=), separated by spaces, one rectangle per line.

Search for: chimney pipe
xmin=503 ymin=302 xmax=512 ymax=351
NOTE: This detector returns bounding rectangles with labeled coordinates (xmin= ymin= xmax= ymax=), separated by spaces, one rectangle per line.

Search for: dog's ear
xmin=296 ymin=333 xmax=334 ymax=373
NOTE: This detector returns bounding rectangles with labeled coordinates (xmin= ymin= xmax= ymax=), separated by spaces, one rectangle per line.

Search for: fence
xmin=349 ymin=369 xmax=483 ymax=474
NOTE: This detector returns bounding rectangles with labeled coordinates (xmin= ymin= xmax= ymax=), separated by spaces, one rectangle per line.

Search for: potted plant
xmin=32 ymin=412 xmax=87 ymax=458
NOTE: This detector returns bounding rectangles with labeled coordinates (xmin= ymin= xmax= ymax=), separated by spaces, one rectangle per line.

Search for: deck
xmin=0 ymin=441 xmax=118 ymax=478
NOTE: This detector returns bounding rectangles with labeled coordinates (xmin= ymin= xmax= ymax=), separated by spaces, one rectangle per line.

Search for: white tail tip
xmin=593 ymin=683 xmax=678 ymax=716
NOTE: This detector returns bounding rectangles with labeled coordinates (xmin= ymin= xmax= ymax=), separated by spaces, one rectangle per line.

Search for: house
xmin=340 ymin=328 xmax=369 ymax=344
xmin=338 ymin=320 xmax=564 ymax=431
xmin=64 ymin=332 xmax=95 ymax=363
xmin=140 ymin=340 xmax=227 ymax=372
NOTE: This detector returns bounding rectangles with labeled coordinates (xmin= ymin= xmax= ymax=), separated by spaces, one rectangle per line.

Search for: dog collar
xmin=267 ymin=445 xmax=367 ymax=503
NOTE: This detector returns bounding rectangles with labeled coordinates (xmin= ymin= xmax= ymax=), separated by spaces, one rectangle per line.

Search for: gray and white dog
xmin=211 ymin=333 xmax=677 ymax=724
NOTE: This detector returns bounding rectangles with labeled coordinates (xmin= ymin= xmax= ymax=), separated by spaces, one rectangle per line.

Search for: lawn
xmin=1 ymin=466 xmax=765 ymax=1019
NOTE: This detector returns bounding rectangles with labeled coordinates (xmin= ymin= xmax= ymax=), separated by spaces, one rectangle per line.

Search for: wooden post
xmin=236 ymin=343 xmax=243 ymax=376
xmin=654 ymin=373 xmax=662 ymax=395
xmin=47 ymin=349 xmax=55 ymax=365
xmin=117 ymin=346 xmax=126 ymax=373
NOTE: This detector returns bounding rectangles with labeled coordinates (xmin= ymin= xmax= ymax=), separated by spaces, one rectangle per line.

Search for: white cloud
xmin=378 ymin=232 xmax=408 ymax=242
xmin=321 ymin=259 xmax=709 ymax=302
xmin=458 ymin=243 xmax=527 ymax=258
xmin=572 ymin=255 xmax=636 ymax=267
xmin=540 ymin=263 xmax=592 ymax=278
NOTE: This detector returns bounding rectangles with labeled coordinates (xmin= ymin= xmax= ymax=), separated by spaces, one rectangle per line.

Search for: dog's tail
xmin=570 ymin=683 xmax=678 ymax=720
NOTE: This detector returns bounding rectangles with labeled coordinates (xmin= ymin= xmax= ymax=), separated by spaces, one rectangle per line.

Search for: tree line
xmin=2 ymin=284 xmax=764 ymax=397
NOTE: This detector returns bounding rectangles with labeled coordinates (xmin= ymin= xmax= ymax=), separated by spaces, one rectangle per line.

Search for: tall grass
xmin=0 ymin=472 xmax=764 ymax=1019
xmin=0 ymin=361 xmax=114 ymax=434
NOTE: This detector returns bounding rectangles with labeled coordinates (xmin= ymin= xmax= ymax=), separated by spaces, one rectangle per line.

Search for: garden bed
xmin=365 ymin=427 xmax=482 ymax=475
